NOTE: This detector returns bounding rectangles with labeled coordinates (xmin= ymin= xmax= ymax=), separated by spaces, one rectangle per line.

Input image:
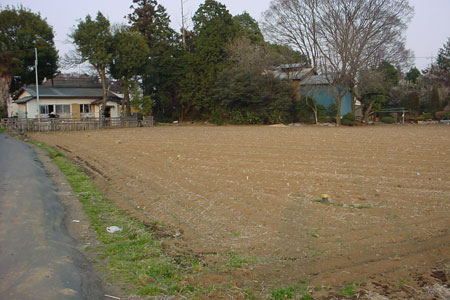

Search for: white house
xmin=9 ymin=85 xmax=122 ymax=119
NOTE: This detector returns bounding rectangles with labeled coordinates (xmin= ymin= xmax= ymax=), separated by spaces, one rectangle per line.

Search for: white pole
xmin=35 ymin=48 xmax=40 ymax=120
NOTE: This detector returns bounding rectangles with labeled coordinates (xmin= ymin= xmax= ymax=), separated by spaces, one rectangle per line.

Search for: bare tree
xmin=262 ymin=0 xmax=413 ymax=125
xmin=262 ymin=0 xmax=320 ymax=68
xmin=227 ymin=37 xmax=273 ymax=73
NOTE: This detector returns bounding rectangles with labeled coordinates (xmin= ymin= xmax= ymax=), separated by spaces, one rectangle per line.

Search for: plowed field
xmin=31 ymin=125 xmax=450 ymax=299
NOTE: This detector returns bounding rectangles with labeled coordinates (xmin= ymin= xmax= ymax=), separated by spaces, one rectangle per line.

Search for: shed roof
xmin=299 ymin=75 xmax=332 ymax=86
xmin=273 ymin=67 xmax=316 ymax=81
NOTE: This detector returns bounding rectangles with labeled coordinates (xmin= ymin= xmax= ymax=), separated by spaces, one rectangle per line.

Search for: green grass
xmin=337 ymin=285 xmax=356 ymax=297
xmin=28 ymin=140 xmax=194 ymax=296
xmin=271 ymin=287 xmax=295 ymax=300
xmin=397 ymin=277 xmax=412 ymax=289
xmin=222 ymin=251 xmax=256 ymax=270
xmin=0 ymin=127 xmax=7 ymax=134
xmin=270 ymin=286 xmax=312 ymax=300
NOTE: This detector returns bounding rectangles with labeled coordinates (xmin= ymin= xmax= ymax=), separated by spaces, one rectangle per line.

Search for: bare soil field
xmin=31 ymin=125 xmax=450 ymax=299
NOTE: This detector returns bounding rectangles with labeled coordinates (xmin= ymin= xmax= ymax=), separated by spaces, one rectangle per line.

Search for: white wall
xmin=7 ymin=98 xmax=19 ymax=117
xmin=92 ymin=102 xmax=120 ymax=118
xmin=26 ymin=101 xmax=39 ymax=118
xmin=23 ymin=98 xmax=96 ymax=118
xmin=108 ymin=102 xmax=120 ymax=118
xmin=15 ymin=98 xmax=121 ymax=119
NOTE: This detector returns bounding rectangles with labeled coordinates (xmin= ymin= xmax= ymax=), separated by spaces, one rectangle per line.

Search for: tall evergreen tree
xmin=406 ymin=67 xmax=420 ymax=84
xmin=233 ymin=12 xmax=264 ymax=44
xmin=437 ymin=37 xmax=450 ymax=73
xmin=128 ymin=0 xmax=182 ymax=121
xmin=128 ymin=0 xmax=175 ymax=50
xmin=181 ymin=0 xmax=237 ymax=117
xmin=435 ymin=37 xmax=450 ymax=85
xmin=110 ymin=27 xmax=149 ymax=116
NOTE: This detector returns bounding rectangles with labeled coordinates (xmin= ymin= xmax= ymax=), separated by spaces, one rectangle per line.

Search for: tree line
xmin=1 ymin=0 xmax=449 ymax=124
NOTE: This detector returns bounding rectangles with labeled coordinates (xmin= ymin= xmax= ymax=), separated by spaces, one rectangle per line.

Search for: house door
xmin=104 ymin=106 xmax=111 ymax=118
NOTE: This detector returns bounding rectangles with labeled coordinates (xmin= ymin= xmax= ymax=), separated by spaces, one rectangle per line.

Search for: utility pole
xmin=34 ymin=48 xmax=40 ymax=120
xmin=181 ymin=0 xmax=186 ymax=48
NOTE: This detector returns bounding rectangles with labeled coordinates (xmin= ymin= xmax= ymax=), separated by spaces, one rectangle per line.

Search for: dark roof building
xmin=13 ymin=86 xmax=121 ymax=104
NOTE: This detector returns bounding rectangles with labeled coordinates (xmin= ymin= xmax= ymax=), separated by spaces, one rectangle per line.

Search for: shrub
xmin=341 ymin=112 xmax=355 ymax=126
xmin=293 ymin=99 xmax=314 ymax=123
xmin=317 ymin=104 xmax=327 ymax=123
xmin=381 ymin=116 xmax=396 ymax=124
xmin=418 ymin=112 xmax=434 ymax=120
xmin=435 ymin=111 xmax=450 ymax=120
xmin=327 ymin=103 xmax=337 ymax=122
xmin=210 ymin=110 xmax=225 ymax=126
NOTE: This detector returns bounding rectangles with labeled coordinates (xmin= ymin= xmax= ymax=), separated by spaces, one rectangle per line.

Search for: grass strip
xmin=28 ymin=140 xmax=196 ymax=297
xmin=0 ymin=127 xmax=7 ymax=134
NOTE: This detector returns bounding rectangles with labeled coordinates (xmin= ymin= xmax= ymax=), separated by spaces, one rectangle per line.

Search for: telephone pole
xmin=35 ymin=48 xmax=40 ymax=120
xmin=181 ymin=0 xmax=186 ymax=48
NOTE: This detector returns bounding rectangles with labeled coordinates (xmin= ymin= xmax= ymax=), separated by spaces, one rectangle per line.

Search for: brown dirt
xmin=30 ymin=125 xmax=450 ymax=299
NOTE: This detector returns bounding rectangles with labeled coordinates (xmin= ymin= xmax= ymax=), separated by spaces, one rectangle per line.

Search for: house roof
xmin=42 ymin=73 xmax=102 ymax=88
xmin=13 ymin=86 xmax=122 ymax=103
xmin=14 ymin=96 xmax=34 ymax=104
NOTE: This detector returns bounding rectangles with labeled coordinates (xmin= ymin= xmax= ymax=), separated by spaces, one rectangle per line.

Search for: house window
xmin=80 ymin=104 xmax=90 ymax=113
xmin=55 ymin=104 xmax=70 ymax=114
xmin=40 ymin=105 xmax=54 ymax=114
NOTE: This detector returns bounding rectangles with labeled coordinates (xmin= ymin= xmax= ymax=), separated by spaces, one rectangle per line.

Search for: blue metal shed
xmin=299 ymin=75 xmax=353 ymax=116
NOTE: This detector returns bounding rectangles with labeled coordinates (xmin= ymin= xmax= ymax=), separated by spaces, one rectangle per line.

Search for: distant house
xmin=9 ymin=85 xmax=122 ymax=119
xmin=42 ymin=73 xmax=104 ymax=88
xmin=298 ymin=75 xmax=353 ymax=116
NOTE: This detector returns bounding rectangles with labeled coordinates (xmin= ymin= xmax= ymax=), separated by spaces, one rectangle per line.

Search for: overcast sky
xmin=2 ymin=0 xmax=449 ymax=71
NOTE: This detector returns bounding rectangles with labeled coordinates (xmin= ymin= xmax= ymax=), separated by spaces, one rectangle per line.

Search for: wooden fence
xmin=1 ymin=116 xmax=154 ymax=132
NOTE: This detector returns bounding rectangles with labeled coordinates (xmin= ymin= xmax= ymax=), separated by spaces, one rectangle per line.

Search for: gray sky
xmin=2 ymin=0 xmax=449 ymax=71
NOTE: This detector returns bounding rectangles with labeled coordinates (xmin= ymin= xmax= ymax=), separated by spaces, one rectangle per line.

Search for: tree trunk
xmin=336 ymin=98 xmax=342 ymax=126
xmin=125 ymin=84 xmax=131 ymax=117
xmin=121 ymin=84 xmax=127 ymax=116
xmin=364 ymin=101 xmax=375 ymax=123
xmin=0 ymin=75 xmax=11 ymax=117
xmin=305 ymin=97 xmax=319 ymax=124
xmin=313 ymin=106 xmax=318 ymax=124
xmin=99 ymin=67 xmax=108 ymax=121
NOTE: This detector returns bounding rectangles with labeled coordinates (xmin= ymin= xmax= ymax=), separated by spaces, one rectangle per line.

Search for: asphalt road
xmin=0 ymin=133 xmax=103 ymax=300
